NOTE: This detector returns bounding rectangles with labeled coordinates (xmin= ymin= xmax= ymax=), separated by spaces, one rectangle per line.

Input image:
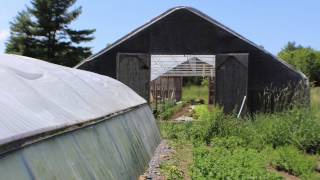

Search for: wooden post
xmin=167 ymin=76 xmax=170 ymax=100
xmin=174 ymin=77 xmax=182 ymax=102
xmin=208 ymin=77 xmax=215 ymax=105
xmin=154 ymin=80 xmax=157 ymax=111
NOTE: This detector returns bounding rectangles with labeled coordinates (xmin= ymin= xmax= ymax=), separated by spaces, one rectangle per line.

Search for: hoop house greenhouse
xmin=0 ymin=54 xmax=161 ymax=179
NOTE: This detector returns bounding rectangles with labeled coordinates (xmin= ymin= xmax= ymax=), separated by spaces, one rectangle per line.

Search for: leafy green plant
xmin=158 ymin=101 xmax=186 ymax=120
xmin=160 ymin=122 xmax=193 ymax=142
xmin=247 ymin=108 xmax=320 ymax=153
xmin=271 ymin=146 xmax=317 ymax=178
xmin=182 ymin=85 xmax=208 ymax=104
xmin=191 ymin=146 xmax=282 ymax=180
xmin=158 ymin=87 xmax=320 ymax=180
xmin=192 ymin=106 xmax=239 ymax=144
xmin=210 ymin=136 xmax=246 ymax=149
xmin=160 ymin=160 xmax=184 ymax=180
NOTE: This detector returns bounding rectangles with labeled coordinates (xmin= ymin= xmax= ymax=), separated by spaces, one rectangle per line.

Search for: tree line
xmin=278 ymin=42 xmax=320 ymax=86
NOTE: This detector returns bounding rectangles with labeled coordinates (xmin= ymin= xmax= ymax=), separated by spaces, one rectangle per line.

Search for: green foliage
xmin=311 ymin=87 xmax=320 ymax=111
xmin=271 ymin=146 xmax=317 ymax=178
xmin=183 ymin=77 xmax=205 ymax=86
xmin=200 ymin=78 xmax=209 ymax=86
xmin=164 ymin=103 xmax=320 ymax=152
xmin=6 ymin=0 xmax=95 ymax=67
xmin=240 ymin=108 xmax=320 ymax=153
xmin=160 ymin=122 xmax=193 ymax=142
xmin=192 ymin=105 xmax=210 ymax=120
xmin=193 ymin=107 xmax=237 ymax=144
xmin=191 ymin=146 xmax=282 ymax=180
xmin=182 ymin=85 xmax=208 ymax=104
xmin=159 ymin=88 xmax=320 ymax=179
xmin=5 ymin=11 xmax=36 ymax=57
xmin=160 ymin=163 xmax=184 ymax=180
xmin=278 ymin=42 xmax=320 ymax=86
xmin=210 ymin=136 xmax=246 ymax=149
xmin=158 ymin=101 xmax=186 ymax=120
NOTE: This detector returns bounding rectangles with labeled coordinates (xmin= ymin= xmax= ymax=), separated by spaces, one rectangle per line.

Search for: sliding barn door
xmin=215 ymin=54 xmax=248 ymax=113
xmin=117 ymin=53 xmax=151 ymax=101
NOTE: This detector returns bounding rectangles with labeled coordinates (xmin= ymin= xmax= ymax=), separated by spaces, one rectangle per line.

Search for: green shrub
xmin=278 ymin=43 xmax=320 ymax=86
xmin=182 ymin=85 xmax=208 ymax=104
xmin=192 ymin=107 xmax=240 ymax=145
xmin=191 ymin=146 xmax=282 ymax=180
xmin=158 ymin=88 xmax=320 ymax=179
xmin=158 ymin=101 xmax=186 ymax=120
xmin=160 ymin=122 xmax=193 ymax=142
xmin=216 ymin=108 xmax=320 ymax=153
xmin=160 ymin=163 xmax=184 ymax=180
xmin=271 ymin=146 xmax=317 ymax=178
xmin=210 ymin=136 xmax=246 ymax=149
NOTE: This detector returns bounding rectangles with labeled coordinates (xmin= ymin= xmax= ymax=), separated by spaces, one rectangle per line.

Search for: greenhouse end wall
xmin=0 ymin=105 xmax=161 ymax=180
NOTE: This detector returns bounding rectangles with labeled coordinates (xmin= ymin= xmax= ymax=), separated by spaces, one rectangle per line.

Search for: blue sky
xmin=0 ymin=0 xmax=319 ymax=55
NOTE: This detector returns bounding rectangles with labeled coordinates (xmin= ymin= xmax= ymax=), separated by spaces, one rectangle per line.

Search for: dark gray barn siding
xmin=77 ymin=7 xmax=307 ymax=112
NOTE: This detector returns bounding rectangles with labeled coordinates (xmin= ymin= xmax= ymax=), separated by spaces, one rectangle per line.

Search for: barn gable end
xmin=76 ymin=6 xmax=308 ymax=112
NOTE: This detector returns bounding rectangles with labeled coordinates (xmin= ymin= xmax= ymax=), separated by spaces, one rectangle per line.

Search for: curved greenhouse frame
xmin=0 ymin=54 xmax=161 ymax=179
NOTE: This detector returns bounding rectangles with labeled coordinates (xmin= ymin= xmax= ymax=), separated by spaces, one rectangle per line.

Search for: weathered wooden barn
xmin=76 ymin=6 xmax=309 ymax=113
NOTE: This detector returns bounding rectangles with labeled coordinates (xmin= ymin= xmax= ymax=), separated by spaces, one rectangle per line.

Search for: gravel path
xmin=139 ymin=140 xmax=175 ymax=180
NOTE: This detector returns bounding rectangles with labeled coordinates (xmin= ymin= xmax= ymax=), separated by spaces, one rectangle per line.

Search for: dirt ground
xmin=139 ymin=140 xmax=175 ymax=180
xmin=170 ymin=104 xmax=195 ymax=123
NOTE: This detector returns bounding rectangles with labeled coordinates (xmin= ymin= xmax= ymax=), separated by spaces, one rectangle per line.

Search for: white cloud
xmin=0 ymin=30 xmax=9 ymax=42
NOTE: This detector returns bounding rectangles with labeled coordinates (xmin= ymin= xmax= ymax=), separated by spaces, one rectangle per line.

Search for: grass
xmin=157 ymin=101 xmax=186 ymax=120
xmin=155 ymin=84 xmax=208 ymax=121
xmin=311 ymin=87 xmax=320 ymax=117
xmin=158 ymin=86 xmax=320 ymax=179
xmin=182 ymin=85 xmax=208 ymax=104
xmin=271 ymin=146 xmax=317 ymax=178
xmin=160 ymin=141 xmax=193 ymax=180
xmin=192 ymin=146 xmax=282 ymax=179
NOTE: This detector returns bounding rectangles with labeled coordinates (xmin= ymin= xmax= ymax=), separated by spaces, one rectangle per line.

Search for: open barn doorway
xmin=150 ymin=54 xmax=248 ymax=114
xmin=150 ymin=55 xmax=215 ymax=115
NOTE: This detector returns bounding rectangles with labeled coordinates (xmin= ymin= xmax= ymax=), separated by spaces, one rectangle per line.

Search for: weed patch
xmin=271 ymin=146 xmax=317 ymax=178
xmin=158 ymin=87 xmax=320 ymax=179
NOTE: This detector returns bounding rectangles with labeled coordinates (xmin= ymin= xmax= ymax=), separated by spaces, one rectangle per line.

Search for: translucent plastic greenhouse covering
xmin=0 ymin=54 xmax=161 ymax=179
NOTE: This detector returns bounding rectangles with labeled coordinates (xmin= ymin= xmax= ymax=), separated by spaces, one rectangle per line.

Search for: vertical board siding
xmin=117 ymin=53 xmax=151 ymax=101
xmin=216 ymin=54 xmax=248 ymax=113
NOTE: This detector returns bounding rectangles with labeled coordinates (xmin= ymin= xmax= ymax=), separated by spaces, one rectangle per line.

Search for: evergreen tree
xmin=5 ymin=11 xmax=36 ymax=57
xmin=282 ymin=41 xmax=303 ymax=51
xmin=6 ymin=0 xmax=95 ymax=67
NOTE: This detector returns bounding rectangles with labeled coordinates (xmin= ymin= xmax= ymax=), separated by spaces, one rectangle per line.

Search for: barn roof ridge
xmin=75 ymin=6 xmax=307 ymax=81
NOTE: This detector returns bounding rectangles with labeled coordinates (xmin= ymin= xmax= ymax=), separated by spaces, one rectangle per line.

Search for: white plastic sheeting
xmin=0 ymin=105 xmax=161 ymax=180
xmin=151 ymin=55 xmax=215 ymax=80
xmin=0 ymin=54 xmax=146 ymax=146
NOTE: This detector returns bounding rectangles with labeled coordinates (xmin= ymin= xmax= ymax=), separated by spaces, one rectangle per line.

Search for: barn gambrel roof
xmin=75 ymin=6 xmax=306 ymax=81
